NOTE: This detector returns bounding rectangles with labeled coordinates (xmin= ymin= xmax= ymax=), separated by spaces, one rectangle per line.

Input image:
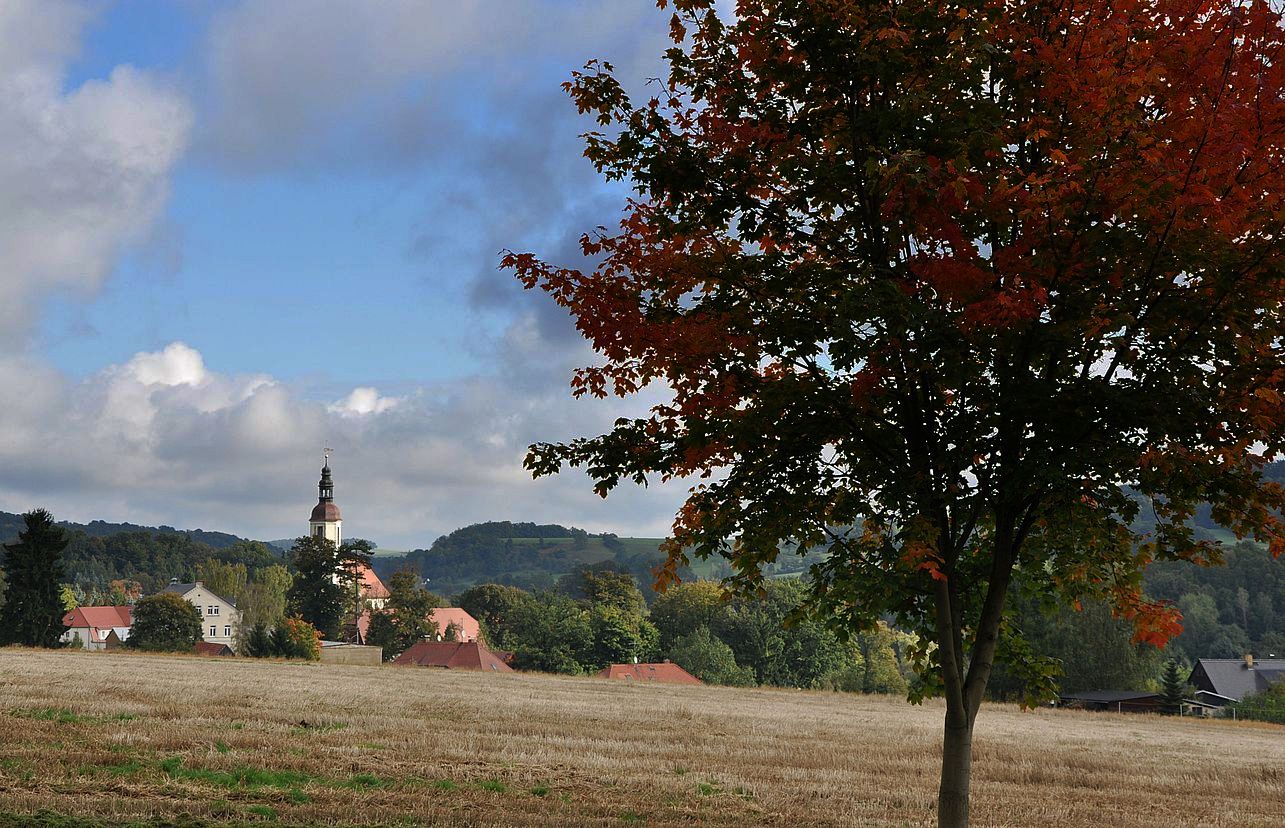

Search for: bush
xmin=1226 ymin=681 xmax=1285 ymax=724
xmin=239 ymin=617 xmax=320 ymax=660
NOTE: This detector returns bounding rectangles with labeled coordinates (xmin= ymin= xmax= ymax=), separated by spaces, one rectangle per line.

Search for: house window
xmin=209 ymin=626 xmax=216 ymax=637
xmin=207 ymin=606 xmax=219 ymax=615
xmin=223 ymin=626 xmax=231 ymax=637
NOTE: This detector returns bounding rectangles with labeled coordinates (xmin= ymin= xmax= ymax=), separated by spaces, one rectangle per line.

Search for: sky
xmin=0 ymin=0 xmax=698 ymax=548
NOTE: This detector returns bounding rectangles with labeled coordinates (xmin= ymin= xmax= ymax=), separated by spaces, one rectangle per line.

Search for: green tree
xmin=508 ymin=592 xmax=594 ymax=674
xmin=286 ymin=536 xmax=345 ymax=639
xmin=854 ymin=624 xmax=912 ymax=695
xmin=128 ymin=593 xmax=202 ymax=652
xmin=1160 ymin=660 xmax=1188 ymax=715
xmin=559 ymin=565 xmax=647 ymax=616
xmin=237 ymin=564 xmax=292 ymax=631
xmin=240 ymin=623 xmax=273 ymax=657
xmin=670 ymin=626 xmax=755 ymax=686
xmin=651 ymin=580 xmax=725 ymax=651
xmin=456 ymin=583 xmax=534 ymax=649
xmin=194 ymin=559 xmax=248 ymax=604
xmin=365 ymin=570 xmax=437 ymax=660
xmin=336 ymin=538 xmax=376 ymax=642
xmin=505 ymin=3 xmax=1285 ymax=824
xmin=590 ymin=604 xmax=660 ymax=668
xmin=0 ymin=509 xmax=71 ymax=648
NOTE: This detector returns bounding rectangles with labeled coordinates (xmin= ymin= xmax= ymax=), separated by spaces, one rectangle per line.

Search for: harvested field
xmin=0 ymin=648 xmax=1281 ymax=827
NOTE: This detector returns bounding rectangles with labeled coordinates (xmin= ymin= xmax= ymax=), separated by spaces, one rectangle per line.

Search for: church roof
xmin=310 ymin=502 xmax=341 ymax=521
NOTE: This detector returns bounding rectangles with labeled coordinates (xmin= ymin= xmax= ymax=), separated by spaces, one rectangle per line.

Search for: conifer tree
xmin=286 ymin=535 xmax=346 ymax=639
xmin=1161 ymin=660 xmax=1188 ymax=716
xmin=0 ymin=509 xmax=70 ymax=647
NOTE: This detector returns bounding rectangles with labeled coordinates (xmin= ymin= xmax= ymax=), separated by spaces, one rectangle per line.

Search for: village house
xmin=598 ymin=662 xmax=703 ymax=685
xmin=1189 ymin=655 xmax=1285 ymax=707
xmin=164 ymin=581 xmax=239 ymax=651
xmin=392 ymin=640 xmax=513 ymax=672
xmin=430 ymin=607 xmax=480 ymax=642
xmin=61 ymin=606 xmax=133 ymax=651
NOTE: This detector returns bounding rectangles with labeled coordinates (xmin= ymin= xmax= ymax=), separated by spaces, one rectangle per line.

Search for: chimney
xmin=1245 ymin=654 xmax=1255 ymax=669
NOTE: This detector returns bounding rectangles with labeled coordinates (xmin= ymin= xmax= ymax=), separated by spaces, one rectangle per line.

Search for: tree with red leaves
xmin=503 ymin=2 xmax=1285 ymax=825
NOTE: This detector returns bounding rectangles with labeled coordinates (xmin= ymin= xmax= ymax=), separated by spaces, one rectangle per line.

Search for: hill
xmin=0 ymin=511 xmax=246 ymax=551
xmin=0 ymin=648 xmax=1281 ymax=827
xmin=372 ymin=521 xmax=730 ymax=597
xmin=0 ymin=512 xmax=279 ymax=595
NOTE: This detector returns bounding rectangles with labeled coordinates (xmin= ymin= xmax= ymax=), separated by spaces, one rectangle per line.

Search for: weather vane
xmin=323 ymin=446 xmax=333 ymax=464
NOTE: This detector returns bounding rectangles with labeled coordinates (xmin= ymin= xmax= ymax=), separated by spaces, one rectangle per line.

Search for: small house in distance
xmin=61 ymin=606 xmax=133 ymax=651
xmin=1056 ymin=690 xmax=1163 ymax=713
xmin=164 ymin=580 xmax=239 ymax=651
xmin=429 ymin=607 xmax=480 ymax=642
xmin=393 ymin=641 xmax=513 ymax=672
xmin=1189 ymin=656 xmax=1285 ymax=706
xmin=598 ymin=663 xmax=702 ymax=685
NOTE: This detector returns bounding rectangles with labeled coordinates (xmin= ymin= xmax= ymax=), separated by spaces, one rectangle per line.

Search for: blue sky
xmin=0 ymin=0 xmax=687 ymax=547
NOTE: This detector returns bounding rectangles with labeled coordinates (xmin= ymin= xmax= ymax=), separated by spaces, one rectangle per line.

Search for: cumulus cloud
xmin=0 ymin=0 xmax=192 ymax=346
xmin=0 ymin=342 xmax=682 ymax=548
xmin=328 ymin=387 xmax=402 ymax=417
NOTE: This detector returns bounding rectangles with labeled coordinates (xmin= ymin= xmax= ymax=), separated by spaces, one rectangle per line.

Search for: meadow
xmin=0 ymin=649 xmax=1281 ymax=827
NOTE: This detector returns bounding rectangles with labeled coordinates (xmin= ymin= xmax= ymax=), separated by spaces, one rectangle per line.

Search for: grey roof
xmin=163 ymin=581 xmax=236 ymax=608
xmin=1058 ymin=690 xmax=1160 ymax=703
xmin=1190 ymin=659 xmax=1285 ymax=702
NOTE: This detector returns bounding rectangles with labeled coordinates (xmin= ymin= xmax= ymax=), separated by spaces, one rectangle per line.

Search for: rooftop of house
xmin=598 ymin=663 xmax=703 ymax=685
xmin=63 ymin=606 xmax=133 ymax=631
xmin=163 ymin=581 xmax=236 ymax=608
xmin=1190 ymin=658 xmax=1285 ymax=702
xmin=392 ymin=641 xmax=513 ymax=672
xmin=1057 ymin=690 xmax=1161 ymax=704
xmin=430 ymin=607 xmax=480 ymax=642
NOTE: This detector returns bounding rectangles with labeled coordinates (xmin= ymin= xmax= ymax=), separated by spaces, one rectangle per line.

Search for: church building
xmin=308 ymin=454 xmax=390 ymax=611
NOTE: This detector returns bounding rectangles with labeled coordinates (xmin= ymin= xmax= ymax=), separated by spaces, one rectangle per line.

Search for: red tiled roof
xmin=598 ymin=663 xmax=703 ymax=685
xmin=357 ymin=564 xmax=389 ymax=599
xmin=430 ymin=607 xmax=480 ymax=642
xmin=392 ymin=641 xmax=513 ymax=672
xmin=63 ymin=606 xmax=133 ymax=630
xmin=195 ymin=642 xmax=233 ymax=656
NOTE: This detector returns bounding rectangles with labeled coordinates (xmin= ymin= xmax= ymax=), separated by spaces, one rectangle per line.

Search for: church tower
xmin=308 ymin=452 xmax=342 ymax=546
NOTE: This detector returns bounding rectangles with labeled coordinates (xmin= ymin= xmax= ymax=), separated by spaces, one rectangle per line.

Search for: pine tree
xmin=0 ymin=509 xmax=70 ymax=647
xmin=285 ymin=535 xmax=345 ymax=639
xmin=1161 ymin=660 xmax=1188 ymax=716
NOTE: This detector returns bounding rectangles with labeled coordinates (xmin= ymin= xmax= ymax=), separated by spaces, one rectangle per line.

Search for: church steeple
xmin=309 ymin=449 xmax=342 ymax=545
xmin=318 ymin=454 xmax=334 ymax=503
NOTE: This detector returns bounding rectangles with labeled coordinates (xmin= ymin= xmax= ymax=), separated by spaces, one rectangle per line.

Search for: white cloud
xmin=328 ymin=387 xmax=402 ymax=418
xmin=0 ymin=342 xmax=683 ymax=548
xmin=0 ymin=0 xmax=192 ymax=346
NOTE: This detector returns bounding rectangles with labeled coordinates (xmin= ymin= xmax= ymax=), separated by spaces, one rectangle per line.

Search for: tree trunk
xmin=938 ymin=708 xmax=974 ymax=828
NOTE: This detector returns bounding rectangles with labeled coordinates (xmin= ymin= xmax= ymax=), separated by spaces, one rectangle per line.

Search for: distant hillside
xmin=0 ymin=511 xmax=246 ymax=550
xmin=0 ymin=511 xmax=278 ymax=594
xmin=370 ymin=521 xmax=729 ymax=599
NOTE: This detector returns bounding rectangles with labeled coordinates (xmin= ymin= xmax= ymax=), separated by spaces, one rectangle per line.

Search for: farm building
xmin=61 ymin=606 xmax=133 ymax=651
xmin=393 ymin=641 xmax=513 ymax=672
xmin=1056 ymin=690 xmax=1163 ymax=713
xmin=1189 ymin=656 xmax=1285 ymax=706
xmin=598 ymin=663 xmax=703 ymax=685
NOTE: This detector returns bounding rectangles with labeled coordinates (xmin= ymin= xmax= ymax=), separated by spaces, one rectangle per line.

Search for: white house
xmin=61 ymin=606 xmax=133 ymax=650
xmin=164 ymin=580 xmax=240 ymax=651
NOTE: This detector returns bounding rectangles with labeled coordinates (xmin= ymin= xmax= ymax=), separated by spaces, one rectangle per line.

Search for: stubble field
xmin=0 ymin=648 xmax=1281 ymax=827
